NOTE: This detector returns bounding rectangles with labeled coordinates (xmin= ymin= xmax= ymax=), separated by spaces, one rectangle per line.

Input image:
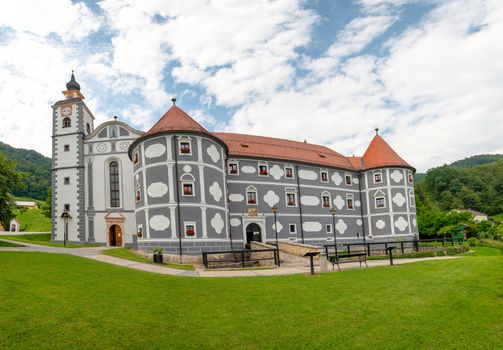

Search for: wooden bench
xmin=327 ymin=252 xmax=368 ymax=271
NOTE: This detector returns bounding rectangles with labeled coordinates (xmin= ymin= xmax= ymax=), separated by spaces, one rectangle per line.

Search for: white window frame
xmin=409 ymin=190 xmax=416 ymax=208
xmin=133 ymin=151 xmax=139 ymax=165
xmin=228 ymin=160 xmax=239 ymax=175
xmin=62 ymin=117 xmax=71 ymax=128
xmin=64 ymin=177 xmax=70 ymax=185
xmin=320 ymin=169 xmax=329 ymax=183
xmin=284 ymin=165 xmax=294 ymax=179
xmin=289 ymin=223 xmax=297 ymax=234
xmin=375 ymin=196 xmax=386 ymax=209
xmin=64 ymin=144 xmax=70 ymax=152
xmin=64 ymin=204 xmax=70 ymax=212
xmin=321 ymin=190 xmax=331 ymax=208
xmin=178 ymin=137 xmax=192 ymax=156
xmin=246 ymin=186 xmax=258 ymax=205
xmin=181 ymin=173 xmax=196 ymax=197
xmin=109 ymin=125 xmax=118 ymax=139
xmin=184 ymin=222 xmax=197 ymax=239
xmin=137 ymin=224 xmax=144 ymax=239
xmin=373 ymin=170 xmax=383 ymax=184
xmin=345 ymin=173 xmax=353 ymax=185
xmin=346 ymin=194 xmax=355 ymax=210
xmin=258 ymin=162 xmax=269 ymax=177
xmin=285 ymin=187 xmax=297 ymax=207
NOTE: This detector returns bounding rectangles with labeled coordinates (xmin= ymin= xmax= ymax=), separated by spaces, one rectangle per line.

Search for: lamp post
xmin=271 ymin=206 xmax=280 ymax=267
xmin=330 ymin=208 xmax=338 ymax=256
xmin=60 ymin=210 xmax=72 ymax=247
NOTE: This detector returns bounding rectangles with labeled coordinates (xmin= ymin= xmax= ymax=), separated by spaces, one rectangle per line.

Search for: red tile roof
xmin=213 ymin=132 xmax=356 ymax=170
xmin=362 ymin=134 xmax=411 ymax=170
xmin=144 ymin=106 xmax=210 ymax=136
xmin=141 ymin=105 xmax=412 ymax=171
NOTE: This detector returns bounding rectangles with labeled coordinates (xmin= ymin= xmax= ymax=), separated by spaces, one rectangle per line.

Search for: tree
xmin=0 ymin=153 xmax=24 ymax=227
xmin=42 ymin=187 xmax=52 ymax=218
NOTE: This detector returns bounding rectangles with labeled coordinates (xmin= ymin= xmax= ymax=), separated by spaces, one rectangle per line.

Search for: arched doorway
xmin=109 ymin=224 xmax=123 ymax=246
xmin=245 ymin=223 xmax=262 ymax=245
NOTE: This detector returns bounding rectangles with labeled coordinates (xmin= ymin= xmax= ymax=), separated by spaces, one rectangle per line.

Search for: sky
xmin=0 ymin=0 xmax=502 ymax=172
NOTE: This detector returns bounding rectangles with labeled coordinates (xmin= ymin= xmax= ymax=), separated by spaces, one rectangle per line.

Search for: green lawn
xmin=1 ymin=234 xmax=98 ymax=248
xmin=103 ymin=247 xmax=195 ymax=270
xmin=0 ymin=248 xmax=501 ymax=349
xmin=13 ymin=208 xmax=51 ymax=232
xmin=0 ymin=240 xmax=24 ymax=247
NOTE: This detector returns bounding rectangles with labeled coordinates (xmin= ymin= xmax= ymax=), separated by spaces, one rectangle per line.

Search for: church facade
xmin=52 ymin=74 xmax=418 ymax=255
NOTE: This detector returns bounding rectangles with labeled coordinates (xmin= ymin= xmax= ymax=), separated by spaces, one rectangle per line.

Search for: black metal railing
xmin=324 ymin=237 xmax=464 ymax=257
xmin=202 ymin=248 xmax=279 ymax=269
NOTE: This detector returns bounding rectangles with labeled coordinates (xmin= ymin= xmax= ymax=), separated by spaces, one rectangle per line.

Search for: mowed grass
xmin=13 ymin=208 xmax=51 ymax=232
xmin=0 ymin=249 xmax=502 ymax=350
xmin=0 ymin=240 xmax=23 ymax=247
xmin=1 ymin=233 xmax=98 ymax=248
xmin=103 ymin=247 xmax=195 ymax=270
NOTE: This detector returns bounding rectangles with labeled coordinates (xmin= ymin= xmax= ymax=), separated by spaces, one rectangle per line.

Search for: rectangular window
xmin=375 ymin=197 xmax=386 ymax=209
xmin=289 ymin=224 xmax=297 ymax=234
xmin=345 ymin=174 xmax=352 ymax=185
xmin=322 ymin=195 xmax=331 ymax=208
xmin=286 ymin=192 xmax=297 ymax=207
xmin=347 ymin=195 xmax=354 ymax=210
xmin=184 ymin=223 xmax=196 ymax=238
xmin=64 ymin=204 xmax=70 ymax=212
xmin=285 ymin=166 xmax=294 ymax=178
xmin=228 ymin=162 xmax=239 ymax=175
xmin=246 ymin=190 xmax=257 ymax=205
xmin=135 ymin=189 xmax=141 ymax=202
xmin=374 ymin=172 xmax=383 ymax=183
xmin=182 ymin=183 xmax=194 ymax=196
xmin=326 ymin=224 xmax=332 ymax=233
xmin=64 ymin=177 xmax=70 ymax=185
xmin=409 ymin=191 xmax=416 ymax=207
xmin=133 ymin=152 xmax=139 ymax=165
xmin=179 ymin=141 xmax=191 ymax=154
xmin=64 ymin=145 xmax=70 ymax=152
xmin=137 ymin=225 xmax=144 ymax=238
xmin=408 ymin=173 xmax=414 ymax=183
xmin=258 ymin=163 xmax=268 ymax=176
xmin=321 ymin=170 xmax=328 ymax=183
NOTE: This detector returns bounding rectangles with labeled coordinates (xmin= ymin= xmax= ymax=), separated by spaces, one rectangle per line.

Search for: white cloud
xmin=0 ymin=0 xmax=101 ymax=41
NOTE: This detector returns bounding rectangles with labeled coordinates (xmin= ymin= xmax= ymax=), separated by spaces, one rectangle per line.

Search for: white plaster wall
xmin=55 ymin=135 xmax=80 ymax=168
xmin=55 ymin=169 xmax=80 ymax=241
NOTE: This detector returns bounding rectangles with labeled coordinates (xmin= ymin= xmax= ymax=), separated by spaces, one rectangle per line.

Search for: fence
xmin=324 ymin=237 xmax=464 ymax=257
xmin=202 ymin=248 xmax=279 ymax=269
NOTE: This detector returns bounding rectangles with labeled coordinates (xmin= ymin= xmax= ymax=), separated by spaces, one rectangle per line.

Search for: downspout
xmin=295 ymin=165 xmax=305 ymax=244
xmin=173 ymin=135 xmax=183 ymax=264
xmin=358 ymin=172 xmax=367 ymax=249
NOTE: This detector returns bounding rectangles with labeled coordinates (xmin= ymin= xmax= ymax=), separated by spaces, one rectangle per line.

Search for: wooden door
xmin=115 ymin=226 xmax=123 ymax=246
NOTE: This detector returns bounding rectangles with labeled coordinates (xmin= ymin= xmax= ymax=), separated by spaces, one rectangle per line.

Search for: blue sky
xmin=0 ymin=0 xmax=502 ymax=171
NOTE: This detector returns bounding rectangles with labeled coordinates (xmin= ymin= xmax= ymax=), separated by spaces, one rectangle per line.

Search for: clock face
xmin=61 ymin=106 xmax=72 ymax=117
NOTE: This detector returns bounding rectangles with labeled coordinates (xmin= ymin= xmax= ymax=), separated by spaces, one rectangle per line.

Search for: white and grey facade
xmin=52 ymin=74 xmax=418 ymax=254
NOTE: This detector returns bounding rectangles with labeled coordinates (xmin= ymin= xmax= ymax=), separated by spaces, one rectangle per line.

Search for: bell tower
xmin=51 ymin=72 xmax=94 ymax=243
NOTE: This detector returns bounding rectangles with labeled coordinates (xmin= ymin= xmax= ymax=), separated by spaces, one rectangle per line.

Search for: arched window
xmin=109 ymin=161 xmax=120 ymax=207
xmin=63 ymin=117 xmax=71 ymax=128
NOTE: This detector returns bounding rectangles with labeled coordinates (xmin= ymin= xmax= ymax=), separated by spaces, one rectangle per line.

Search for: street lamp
xmin=271 ymin=206 xmax=280 ymax=267
xmin=60 ymin=210 xmax=72 ymax=247
xmin=330 ymin=208 xmax=338 ymax=256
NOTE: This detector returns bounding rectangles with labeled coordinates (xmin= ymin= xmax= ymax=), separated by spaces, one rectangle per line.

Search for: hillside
xmin=420 ymin=159 xmax=503 ymax=216
xmin=449 ymin=154 xmax=503 ymax=168
xmin=0 ymin=142 xmax=51 ymax=200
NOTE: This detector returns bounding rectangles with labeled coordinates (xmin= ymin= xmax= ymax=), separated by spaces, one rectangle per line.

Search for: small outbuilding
xmin=9 ymin=219 xmax=20 ymax=232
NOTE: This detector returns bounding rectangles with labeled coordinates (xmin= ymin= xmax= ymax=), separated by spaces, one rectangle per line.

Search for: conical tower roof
xmin=362 ymin=133 xmax=411 ymax=170
xmin=144 ymin=104 xmax=210 ymax=137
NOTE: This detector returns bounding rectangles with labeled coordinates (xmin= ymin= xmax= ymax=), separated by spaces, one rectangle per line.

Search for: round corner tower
xmin=128 ymin=101 xmax=230 ymax=256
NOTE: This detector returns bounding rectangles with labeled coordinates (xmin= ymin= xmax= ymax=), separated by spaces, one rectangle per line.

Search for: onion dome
xmin=66 ymin=71 xmax=81 ymax=91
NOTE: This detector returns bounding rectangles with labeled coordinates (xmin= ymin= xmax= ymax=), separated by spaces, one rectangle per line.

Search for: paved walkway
xmin=0 ymin=238 xmax=460 ymax=278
